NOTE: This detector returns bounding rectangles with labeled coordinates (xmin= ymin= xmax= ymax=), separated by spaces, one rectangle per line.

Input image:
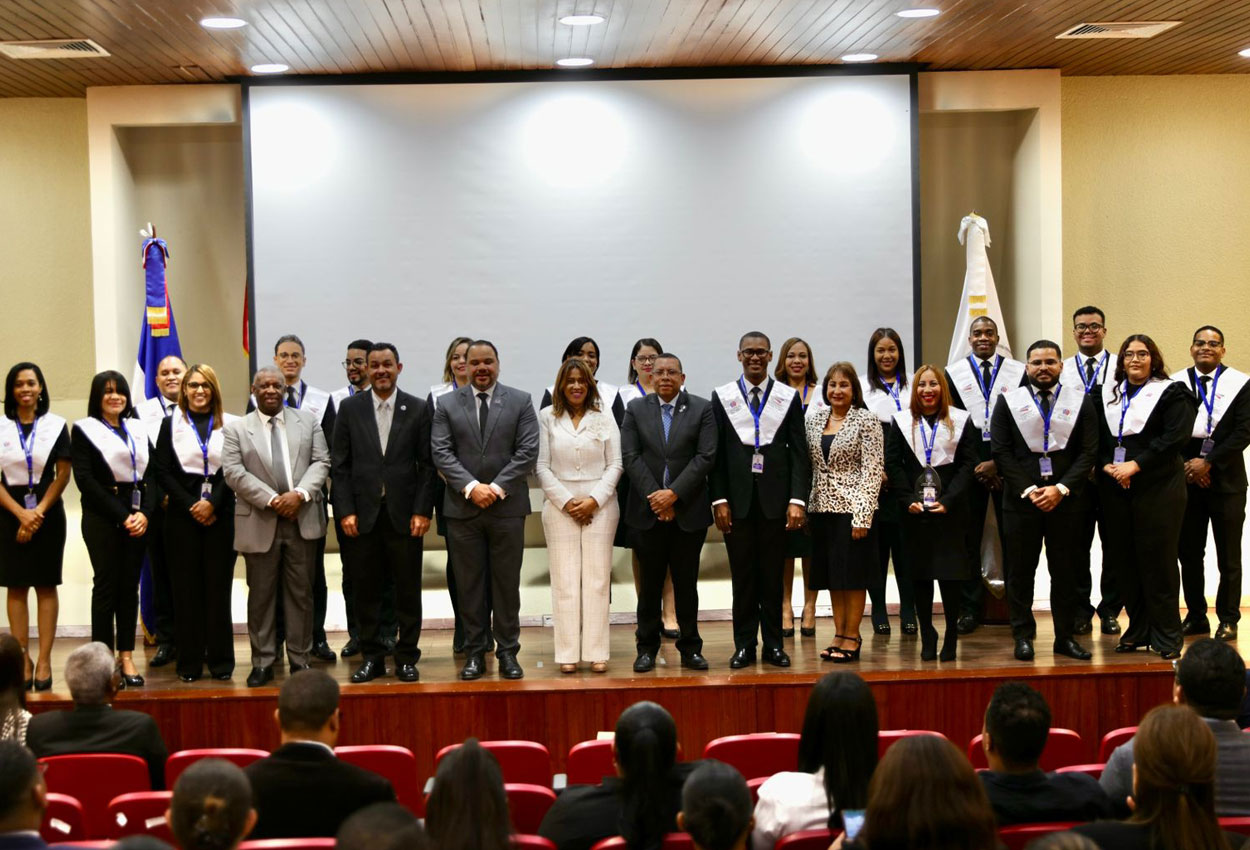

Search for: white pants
xmin=542 ymin=483 xmax=619 ymax=663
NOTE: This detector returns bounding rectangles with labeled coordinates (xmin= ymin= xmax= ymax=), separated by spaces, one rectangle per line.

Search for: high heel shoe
xmin=116 ymin=661 xmax=144 ymax=689
xmin=24 ymin=655 xmax=33 ymax=691
xmin=940 ymin=633 xmax=958 ymax=662
xmin=920 ymin=625 xmax=938 ymax=661
xmin=832 ymin=635 xmax=862 ymax=664
xmin=901 ymin=621 xmax=919 ymax=635
xmin=33 ymin=676 xmax=52 ymax=692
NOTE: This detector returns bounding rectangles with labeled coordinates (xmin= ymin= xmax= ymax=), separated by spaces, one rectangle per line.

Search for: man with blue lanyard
xmin=711 ymin=332 xmax=811 ymax=669
xmin=1172 ymin=326 xmax=1250 ymax=641
xmin=991 ymin=340 xmax=1099 ymax=661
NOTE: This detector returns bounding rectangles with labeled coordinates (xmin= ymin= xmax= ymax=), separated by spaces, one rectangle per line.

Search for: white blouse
xmin=752 ymin=768 xmax=831 ymax=850
xmin=535 ymin=408 xmax=623 ymax=509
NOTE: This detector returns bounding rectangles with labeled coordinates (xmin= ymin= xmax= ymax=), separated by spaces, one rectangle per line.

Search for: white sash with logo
xmin=0 ymin=413 xmax=66 ymax=487
xmin=173 ymin=412 xmax=241 ymax=476
xmin=947 ymin=357 xmax=1026 ymax=431
xmin=331 ymin=385 xmax=365 ymax=410
xmin=429 ymin=382 xmax=457 ymax=410
xmin=892 ymin=408 xmax=970 ymax=468
xmin=299 ymin=383 xmax=331 ymax=422
xmin=75 ymin=417 xmax=151 ymax=481
xmin=1061 ymin=352 xmax=1117 ymax=393
xmin=1101 ymin=378 xmax=1171 ymax=438
xmin=714 ymin=379 xmax=796 ymax=447
xmin=1003 ymin=385 xmax=1080 ymax=453
xmin=1171 ymin=367 xmax=1250 ymax=439
xmin=860 ymin=375 xmax=904 ymax=423
xmin=133 ymin=396 xmax=174 ymax=446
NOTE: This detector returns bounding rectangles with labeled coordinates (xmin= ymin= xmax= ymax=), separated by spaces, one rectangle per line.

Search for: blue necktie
xmin=661 ymin=403 xmax=673 ymax=487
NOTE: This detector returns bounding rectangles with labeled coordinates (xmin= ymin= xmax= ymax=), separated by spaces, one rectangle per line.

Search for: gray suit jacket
xmin=431 ymin=383 xmax=539 ymax=519
xmin=222 ymin=408 xmax=331 ymax=553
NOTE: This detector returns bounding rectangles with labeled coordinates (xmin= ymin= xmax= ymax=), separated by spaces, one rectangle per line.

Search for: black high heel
xmin=24 ymin=655 xmax=33 ymax=691
xmin=833 ymin=635 xmax=863 ymax=664
xmin=920 ymin=625 xmax=938 ymax=661
xmin=940 ymin=632 xmax=958 ymax=662
xmin=116 ymin=661 xmax=145 ymax=689
xmin=33 ymin=676 xmax=52 ymax=692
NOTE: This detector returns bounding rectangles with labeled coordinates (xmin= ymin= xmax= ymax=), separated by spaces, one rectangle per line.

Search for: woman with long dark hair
xmin=542 ymin=337 xmax=625 ymax=423
xmin=0 ymin=635 xmax=31 ymax=742
xmin=167 ymin=758 xmax=256 ymax=850
xmin=425 ymin=739 xmax=512 ymax=850
xmin=776 ymin=337 xmax=820 ymax=638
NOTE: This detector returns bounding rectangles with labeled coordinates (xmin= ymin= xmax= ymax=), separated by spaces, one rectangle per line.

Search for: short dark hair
xmin=3 ymin=362 xmax=49 ymax=420
xmin=274 ymin=334 xmax=305 ymax=355
xmin=680 ymin=761 xmax=753 ymax=850
xmin=738 ymin=331 xmax=770 ymax=350
xmin=984 ymin=682 xmax=1051 ymax=769
xmin=1026 ymin=339 xmax=1064 ymax=359
xmin=346 ymin=339 xmax=374 ymax=353
xmin=0 ymin=741 xmax=38 ymax=822
xmin=367 ymin=341 xmax=400 ymax=362
xmin=337 ymin=802 xmax=428 ymax=850
xmin=970 ymin=316 xmax=998 ymax=332
xmin=821 ymin=363 xmax=866 ymax=411
xmin=1193 ymin=325 xmax=1225 ymax=345
xmin=1177 ymin=638 xmax=1247 ymax=720
xmin=467 ymin=339 xmax=499 ymax=359
xmin=87 ymin=370 xmax=134 ymax=420
xmin=1072 ymin=306 xmax=1106 ymax=324
xmin=169 ymin=759 xmax=253 ymax=850
xmin=277 ymin=669 xmax=339 ymax=732
xmin=654 ymin=352 xmax=683 ymax=373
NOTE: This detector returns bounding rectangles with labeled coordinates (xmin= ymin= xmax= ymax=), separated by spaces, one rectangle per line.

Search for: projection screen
xmin=246 ymin=72 xmax=917 ymax=398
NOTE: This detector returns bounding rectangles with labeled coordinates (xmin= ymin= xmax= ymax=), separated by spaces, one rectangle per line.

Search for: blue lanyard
xmin=635 ymin=380 xmax=646 ymax=396
xmin=800 ymin=384 xmax=810 ymax=406
xmin=879 ymin=377 xmax=902 ymax=411
xmin=16 ymin=417 xmax=39 ymax=489
xmin=1075 ymin=353 xmax=1108 ymax=394
xmin=918 ymin=416 xmax=938 ymax=466
xmin=185 ymin=412 xmax=215 ymax=478
xmin=1195 ymin=367 xmax=1223 ymax=437
xmin=1029 ymin=385 xmax=1061 ymax=454
xmin=737 ymin=377 xmax=771 ymax=450
xmin=104 ymin=420 xmax=139 ymax=486
xmin=1116 ymin=381 xmax=1143 ymax=445
xmin=969 ymin=355 xmax=1003 ymax=424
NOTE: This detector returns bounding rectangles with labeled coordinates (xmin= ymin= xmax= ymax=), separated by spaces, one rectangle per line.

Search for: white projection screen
xmin=246 ymin=72 xmax=917 ymax=398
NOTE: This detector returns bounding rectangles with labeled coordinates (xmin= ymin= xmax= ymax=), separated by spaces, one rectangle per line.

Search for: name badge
xmin=23 ymin=491 xmax=37 ymax=510
xmin=922 ymin=485 xmax=937 ymax=508
xmin=1113 ymin=446 xmax=1127 ymax=464
xmin=130 ymin=489 xmax=142 ymax=511
xmin=1201 ymin=438 xmax=1215 ymax=458
xmin=1039 ymin=456 xmax=1053 ymax=479
xmin=751 ymin=452 xmax=765 ymax=474
xmin=201 ymin=480 xmax=213 ymax=500
xmin=982 ymin=428 xmax=992 ymax=442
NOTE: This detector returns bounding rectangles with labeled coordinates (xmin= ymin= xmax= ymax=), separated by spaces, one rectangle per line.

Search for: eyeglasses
xmin=1074 ymin=323 xmax=1105 ymax=333
xmin=634 ymin=355 xmax=658 ymax=364
xmin=739 ymin=348 xmax=770 ymax=358
xmin=1122 ymin=351 xmax=1152 ymax=361
xmin=342 ymin=358 xmax=366 ymax=368
xmin=1192 ymin=340 xmax=1223 ymax=349
xmin=185 ymin=382 xmax=212 ymax=391
xmin=276 ymin=352 xmax=303 ymax=361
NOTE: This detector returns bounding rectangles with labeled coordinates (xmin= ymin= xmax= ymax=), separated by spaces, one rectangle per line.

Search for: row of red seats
xmin=47 ymin=840 xmax=558 ymax=850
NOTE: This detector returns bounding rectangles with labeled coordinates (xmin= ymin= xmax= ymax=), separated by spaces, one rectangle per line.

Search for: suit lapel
xmin=363 ymin=390 xmax=385 ymax=457
xmin=385 ymin=391 xmax=407 ymax=456
xmin=245 ymin=412 xmax=279 ymax=490
xmin=483 ymin=386 xmax=507 ymax=446
xmin=458 ymin=389 xmax=483 ymax=450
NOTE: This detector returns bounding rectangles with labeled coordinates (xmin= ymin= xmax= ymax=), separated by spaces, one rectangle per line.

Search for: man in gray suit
xmin=223 ymin=366 xmax=332 ymax=687
xmin=431 ymin=340 xmax=539 ymax=681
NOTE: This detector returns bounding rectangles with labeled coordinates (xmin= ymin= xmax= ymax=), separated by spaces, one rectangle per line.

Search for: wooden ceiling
xmin=2 ymin=0 xmax=1249 ymax=97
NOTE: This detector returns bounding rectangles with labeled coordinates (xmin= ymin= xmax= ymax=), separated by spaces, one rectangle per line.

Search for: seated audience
xmin=25 ymin=641 xmax=167 ymax=788
xmin=245 ymin=669 xmax=394 ymax=838
xmin=114 ymin=838 xmax=175 ymax=850
xmin=1101 ymin=639 xmax=1250 ymax=815
xmin=540 ymin=701 xmax=697 ymax=850
xmin=753 ymin=672 xmax=877 ymax=849
xmin=678 ymin=761 xmax=754 ymax=850
xmin=1027 ymin=835 xmax=1101 ymax=850
xmin=167 ymin=759 xmax=256 ymax=850
xmin=424 ymin=739 xmax=511 ymax=850
xmin=839 ymin=734 xmax=998 ymax=850
xmin=336 ymin=802 xmax=428 ymax=850
xmin=0 ymin=741 xmax=48 ymax=850
xmin=1074 ymin=704 xmax=1244 ymax=850
xmin=0 ymin=637 xmax=29 ymax=744
xmin=979 ymin=682 xmax=1113 ymax=824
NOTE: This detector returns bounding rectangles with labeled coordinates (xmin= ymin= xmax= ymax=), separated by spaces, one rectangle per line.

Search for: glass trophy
xmin=917 ymin=465 xmax=942 ymax=510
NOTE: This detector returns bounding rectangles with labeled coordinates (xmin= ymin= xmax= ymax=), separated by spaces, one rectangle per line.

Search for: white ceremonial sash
xmin=331 ymin=385 xmax=364 ymax=410
xmin=429 ymin=383 xmax=456 ymax=409
xmin=1171 ymin=367 xmax=1250 ymax=439
xmin=892 ymin=408 xmax=970 ymax=468
xmin=0 ymin=413 xmax=65 ymax=486
xmin=1101 ymin=378 xmax=1171 ymax=438
xmin=714 ymin=379 xmax=796 ymax=447
xmin=860 ymin=375 xmax=904 ymax=423
xmin=298 ymin=383 xmax=331 ymax=422
xmin=1003 ymin=385 xmax=1080 ymax=453
xmin=173 ymin=412 xmax=240 ymax=476
xmin=133 ymin=396 xmax=174 ymax=446
xmin=948 ymin=357 xmax=1026 ymax=431
xmin=1061 ymin=352 xmax=1116 ymax=394
xmin=75 ymin=416 xmax=151 ymax=481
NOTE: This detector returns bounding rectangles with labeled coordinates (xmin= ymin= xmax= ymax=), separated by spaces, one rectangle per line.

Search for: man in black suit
xmin=991 ymin=340 xmax=1099 ymax=661
xmin=0 ymin=742 xmax=52 ymax=850
xmin=1174 ymin=326 xmax=1250 ymax=641
xmin=621 ymin=353 xmax=717 ymax=672
xmin=245 ymin=670 xmax=394 ymax=839
xmin=332 ymin=343 xmax=435 ymax=683
xmin=26 ymin=642 xmax=168 ymax=789
xmin=711 ymin=332 xmax=810 ymax=669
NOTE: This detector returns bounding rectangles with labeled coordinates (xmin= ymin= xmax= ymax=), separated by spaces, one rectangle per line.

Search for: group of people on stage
xmin=1 ymin=304 xmax=1245 ymax=685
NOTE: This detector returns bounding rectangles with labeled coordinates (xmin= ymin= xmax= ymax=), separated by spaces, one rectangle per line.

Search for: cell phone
xmin=842 ymin=809 xmax=866 ymax=840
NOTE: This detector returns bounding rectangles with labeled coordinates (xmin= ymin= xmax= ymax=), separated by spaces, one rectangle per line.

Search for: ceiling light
xmin=200 ymin=17 xmax=247 ymax=29
xmin=250 ymin=63 xmax=289 ymax=74
xmin=896 ymin=8 xmax=940 ymax=18
xmin=556 ymin=57 xmax=594 ymax=67
xmin=1240 ymin=47 xmax=1250 ymax=57
xmin=841 ymin=53 xmax=879 ymax=62
xmin=559 ymin=15 xmax=605 ymax=26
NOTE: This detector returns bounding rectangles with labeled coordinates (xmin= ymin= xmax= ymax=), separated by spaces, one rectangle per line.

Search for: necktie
xmin=750 ymin=387 xmax=761 ymax=415
xmin=270 ymin=418 xmax=290 ymax=494
xmin=1200 ymin=375 xmax=1212 ymax=398
xmin=477 ymin=392 xmax=489 ymax=438
xmin=285 ymin=386 xmax=298 ymax=408
xmin=661 ymin=403 xmax=673 ymax=487
xmin=163 ymin=402 xmax=174 ymax=418
xmin=1085 ymin=357 xmax=1097 ymax=386
xmin=377 ymin=400 xmax=392 ymax=455
xmin=1039 ymin=390 xmax=1051 ymax=419
xmin=981 ymin=359 xmax=993 ymax=389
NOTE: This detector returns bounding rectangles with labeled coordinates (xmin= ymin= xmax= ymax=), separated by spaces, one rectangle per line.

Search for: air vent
xmin=0 ymin=39 xmax=110 ymax=59
xmin=1056 ymin=21 xmax=1181 ymax=39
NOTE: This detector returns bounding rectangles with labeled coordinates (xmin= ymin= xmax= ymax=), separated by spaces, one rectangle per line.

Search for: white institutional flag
xmin=948 ymin=214 xmax=1012 ymax=364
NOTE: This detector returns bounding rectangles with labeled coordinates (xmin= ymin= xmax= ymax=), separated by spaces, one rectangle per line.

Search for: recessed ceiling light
xmin=200 ymin=17 xmax=247 ymax=29
xmin=841 ymin=53 xmax=879 ymax=62
xmin=559 ymin=14 xmax=606 ymax=26
xmin=556 ymin=57 xmax=595 ymax=67
xmin=1240 ymin=47 xmax=1250 ymax=57
xmin=896 ymin=8 xmax=940 ymax=18
xmin=250 ymin=63 xmax=289 ymax=74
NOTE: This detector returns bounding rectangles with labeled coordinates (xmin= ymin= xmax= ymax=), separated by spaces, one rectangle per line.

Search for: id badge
xmin=23 ymin=491 xmax=37 ymax=510
xmin=1039 ymin=456 xmax=1054 ymax=479
xmin=1113 ymin=446 xmax=1127 ymax=464
xmin=981 ymin=428 xmax=992 ymax=442
xmin=130 ymin=488 xmax=142 ymax=511
xmin=750 ymin=452 xmax=765 ymax=474
xmin=1201 ymin=438 xmax=1215 ymax=457
xmin=922 ymin=485 xmax=937 ymax=508
xmin=201 ymin=480 xmax=213 ymax=500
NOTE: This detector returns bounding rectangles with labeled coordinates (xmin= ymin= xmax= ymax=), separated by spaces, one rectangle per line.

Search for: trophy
xmin=917 ymin=465 xmax=942 ymax=510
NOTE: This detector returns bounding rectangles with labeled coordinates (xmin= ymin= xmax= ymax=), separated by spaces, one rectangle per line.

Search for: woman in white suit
xmin=536 ymin=358 xmax=623 ymax=673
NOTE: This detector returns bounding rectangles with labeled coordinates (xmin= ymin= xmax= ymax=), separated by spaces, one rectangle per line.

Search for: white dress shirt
xmin=256 ymin=408 xmax=309 ymax=504
xmin=752 ymin=768 xmax=830 ymax=850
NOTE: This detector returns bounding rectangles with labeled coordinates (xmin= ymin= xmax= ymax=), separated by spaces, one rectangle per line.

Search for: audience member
xmin=1101 ymin=639 xmax=1250 ymax=815
xmin=336 ymin=802 xmax=428 ymax=850
xmin=25 ymin=641 xmax=167 ymax=788
xmin=424 ymin=739 xmax=511 ymax=850
xmin=0 ymin=637 xmax=30 ymax=744
xmin=245 ymin=670 xmax=394 ymax=838
xmin=753 ymin=672 xmax=877 ymax=849
xmin=167 ymin=758 xmax=256 ymax=850
xmin=978 ymin=682 xmax=1112 ymax=824
xmin=540 ymin=701 xmax=696 ymax=850
xmin=113 ymin=837 xmax=175 ymax=850
xmin=0 ymin=741 xmax=48 ymax=850
xmin=678 ymin=761 xmax=753 ymax=850
xmin=1026 ymin=834 xmax=1101 ymax=850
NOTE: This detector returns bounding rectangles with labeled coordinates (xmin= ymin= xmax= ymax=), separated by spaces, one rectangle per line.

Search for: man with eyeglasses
xmin=1061 ymin=306 xmax=1123 ymax=638
xmin=711 ymin=332 xmax=810 ymax=669
xmin=1171 ymin=326 xmax=1250 ymax=641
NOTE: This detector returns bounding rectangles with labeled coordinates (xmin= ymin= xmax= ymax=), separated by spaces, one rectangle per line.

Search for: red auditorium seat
xmin=239 ymin=840 xmax=337 ymax=850
xmin=566 ymin=740 xmax=615 ymax=786
xmin=747 ymin=776 xmax=767 ymax=804
xmin=335 ymin=745 xmax=424 ymax=816
xmin=505 ymin=783 xmax=558 ymax=834
xmin=1220 ymin=817 xmax=1250 ymax=836
xmin=166 ymin=747 xmax=270 ymax=788
xmin=1098 ymin=726 xmax=1137 ymax=762
xmin=774 ymin=828 xmax=837 ymax=850
xmin=702 ymin=733 xmax=800 ymax=780
xmin=436 ymin=740 xmax=552 ymax=787
xmin=968 ymin=729 xmax=1085 ymax=771
xmin=999 ymin=822 xmax=1079 ymax=850
xmin=42 ymin=793 xmax=85 ymax=843
xmin=590 ymin=835 xmax=694 ymax=850
xmin=1055 ymin=763 xmax=1105 ymax=779
xmin=107 ymin=791 xmax=175 ymax=841
xmin=39 ymin=754 xmax=150 ymax=838
xmin=512 ymin=836 xmax=557 ymax=850
xmin=46 ymin=843 xmax=112 ymax=849
xmin=878 ymin=729 xmax=946 ymax=758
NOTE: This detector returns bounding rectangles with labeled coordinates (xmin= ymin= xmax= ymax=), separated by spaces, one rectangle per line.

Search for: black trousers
xmin=867 ymin=511 xmax=915 ymax=627
xmin=1179 ymin=486 xmax=1246 ymax=626
xmin=1075 ymin=481 xmax=1123 ymax=620
xmin=1003 ymin=505 xmax=1084 ymax=641
xmin=634 ymin=523 xmax=706 ymax=656
xmin=448 ymin=514 xmax=525 ymax=658
xmin=82 ymin=509 xmax=145 ymax=652
xmin=164 ymin=509 xmax=236 ymax=678
xmin=355 ymin=509 xmax=424 ymax=664
xmin=339 ymin=516 xmax=397 ymax=643
xmin=914 ymin=578 xmax=960 ymax=648
xmin=724 ymin=493 xmax=787 ymax=653
xmin=959 ymin=481 xmax=1005 ymax=618
xmin=145 ymin=506 xmax=176 ymax=646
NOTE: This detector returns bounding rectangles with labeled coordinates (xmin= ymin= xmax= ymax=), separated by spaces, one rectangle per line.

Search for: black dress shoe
xmin=350 ymin=659 xmax=387 ymax=683
xmin=397 ymin=663 xmax=420 ymax=682
xmin=920 ymin=625 xmax=938 ymax=661
xmin=728 ymin=648 xmax=756 ymax=669
xmin=874 ymin=622 xmax=892 ymax=636
xmin=212 ymin=672 xmax=232 ymax=681
xmin=179 ymin=674 xmax=201 ymax=683
xmin=680 ymin=652 xmax=709 ymax=670
xmin=1014 ymin=638 xmax=1035 ymax=661
xmin=498 ymin=653 xmax=524 ymax=680
xmin=1114 ymin=640 xmax=1149 ymax=653
xmin=901 ymin=621 xmax=918 ymax=636
xmin=1216 ymin=622 xmax=1238 ymax=641
xmin=956 ymin=614 xmax=978 ymax=635
xmin=32 ymin=676 xmax=51 ymax=692
xmin=340 ymin=638 xmax=361 ymax=658
xmin=246 ymin=667 xmax=274 ymax=688
xmin=150 ymin=645 xmax=176 ymax=667
xmin=1101 ymin=616 xmax=1122 ymax=635
xmin=1073 ymin=619 xmax=1093 ymax=635
xmin=460 ymin=655 xmax=485 ymax=680
xmin=633 ymin=653 xmax=656 ymax=672
xmin=660 ymin=627 xmax=680 ymax=640
xmin=310 ymin=641 xmax=337 ymax=662
xmin=1160 ymin=648 xmax=1182 ymax=660
xmin=121 ymin=673 xmax=145 ymax=688
xmin=763 ymin=648 xmax=791 ymax=668
xmin=1054 ymin=638 xmax=1092 ymax=660
xmin=288 ymin=662 xmax=311 ymax=673
xmin=1182 ymin=618 xmax=1211 ymax=636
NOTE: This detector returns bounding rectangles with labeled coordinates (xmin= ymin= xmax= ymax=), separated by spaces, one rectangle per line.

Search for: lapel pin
xmin=400 ymin=405 xmax=407 ymax=411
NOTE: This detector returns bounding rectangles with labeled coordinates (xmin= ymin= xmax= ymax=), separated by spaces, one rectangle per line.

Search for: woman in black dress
xmin=71 ymin=371 xmax=154 ymax=687
xmin=0 ymin=363 xmax=70 ymax=691
xmin=154 ymin=365 xmax=239 ymax=682
xmin=777 ymin=337 xmax=820 ymax=638
xmin=884 ymin=365 xmax=978 ymax=662
xmin=1096 ymin=335 xmax=1196 ymax=660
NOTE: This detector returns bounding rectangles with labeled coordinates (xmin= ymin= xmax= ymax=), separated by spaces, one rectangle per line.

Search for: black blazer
xmin=1094 ymin=382 xmax=1197 ymax=489
xmin=620 ymin=392 xmax=717 ymax=532
xmin=709 ymin=380 xmax=811 ymax=520
xmin=990 ymin=392 xmax=1099 ymax=510
xmin=884 ymin=417 xmax=979 ymax=515
xmin=331 ymin=388 xmax=435 ymax=535
xmin=1175 ymin=367 xmax=1250 ymax=493
xmin=152 ymin=416 xmax=235 ymax=516
xmin=244 ymin=743 xmax=395 ymax=839
xmin=26 ymin=704 xmax=168 ymax=789
xmin=70 ymin=425 xmax=157 ymax=525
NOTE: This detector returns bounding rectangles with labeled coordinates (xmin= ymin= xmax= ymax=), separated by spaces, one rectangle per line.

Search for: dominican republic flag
xmin=947 ymin=214 xmax=1012 ymax=364
xmin=133 ymin=233 xmax=183 ymax=400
